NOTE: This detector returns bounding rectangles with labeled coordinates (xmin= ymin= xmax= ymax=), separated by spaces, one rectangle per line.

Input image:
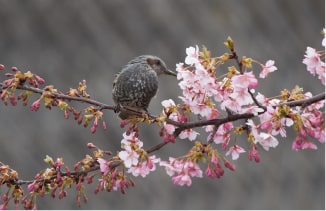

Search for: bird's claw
xmin=114 ymin=104 xmax=121 ymax=113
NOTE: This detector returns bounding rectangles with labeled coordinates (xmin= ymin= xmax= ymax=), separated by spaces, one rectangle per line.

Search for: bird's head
xmin=143 ymin=55 xmax=177 ymax=77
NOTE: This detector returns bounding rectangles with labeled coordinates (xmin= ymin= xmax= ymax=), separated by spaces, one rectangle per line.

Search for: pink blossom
xmin=259 ymin=60 xmax=277 ymax=78
xmin=128 ymin=155 xmax=160 ymax=177
xmin=271 ymin=117 xmax=294 ymax=137
xmin=171 ymin=161 xmax=203 ymax=186
xmin=256 ymin=132 xmax=279 ymax=151
xmin=160 ymin=124 xmax=176 ymax=143
xmin=316 ymin=61 xmax=325 ymax=85
xmin=292 ymin=135 xmax=318 ymax=151
xmin=226 ymin=145 xmax=246 ymax=160
xmin=121 ymin=132 xmax=143 ymax=149
xmin=185 ymin=45 xmax=200 ymax=65
xmin=303 ymin=47 xmax=321 ymax=76
xmin=35 ymin=75 xmax=45 ymax=84
xmin=302 ymin=141 xmax=318 ymax=150
xmin=87 ymin=143 xmax=96 ymax=149
xmin=97 ymin=158 xmax=109 ymax=175
xmin=232 ymin=71 xmax=258 ymax=89
xmin=229 ymin=86 xmax=253 ymax=106
xmin=118 ymin=150 xmax=139 ymax=168
xmin=246 ymin=119 xmax=279 ymax=151
xmin=176 ymin=62 xmax=193 ymax=81
xmin=177 ymin=52 xmax=221 ymax=119
xmin=220 ymin=98 xmax=241 ymax=113
xmin=255 ymin=92 xmax=270 ymax=106
xmin=211 ymin=152 xmax=219 ymax=165
xmin=161 ymin=98 xmax=176 ymax=108
xmin=210 ymin=122 xmax=233 ymax=150
xmin=172 ymin=174 xmax=192 ymax=186
xmin=178 ymin=129 xmax=199 ymax=141
xmin=160 ymin=157 xmax=183 ymax=176
xmin=248 ymin=145 xmax=260 ymax=163
xmin=164 ymin=123 xmax=176 ymax=135
xmin=27 ymin=181 xmax=37 ymax=192
xmin=184 ymin=160 xmax=203 ymax=178
xmin=160 ymin=158 xmax=202 ymax=186
xmin=258 ymin=106 xmax=275 ymax=130
xmin=30 ymin=98 xmax=41 ymax=111
xmin=223 ymin=158 xmax=236 ymax=171
xmin=300 ymin=108 xmax=325 ymax=143
xmin=187 ymin=101 xmax=213 ymax=118
xmin=205 ymin=164 xmax=224 ymax=179
xmin=240 ymin=105 xmax=264 ymax=116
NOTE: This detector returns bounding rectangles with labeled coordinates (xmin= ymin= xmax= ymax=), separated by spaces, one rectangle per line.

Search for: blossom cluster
xmin=160 ymin=157 xmax=203 ymax=186
xmin=161 ymin=43 xmax=280 ymax=163
xmin=117 ymin=132 xmax=160 ymax=177
xmin=160 ymin=99 xmax=199 ymax=142
xmin=303 ymin=29 xmax=325 ymax=85
xmin=159 ymin=35 xmax=325 ymax=183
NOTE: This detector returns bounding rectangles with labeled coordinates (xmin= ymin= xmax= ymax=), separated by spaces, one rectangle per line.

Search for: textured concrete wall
xmin=0 ymin=0 xmax=324 ymax=209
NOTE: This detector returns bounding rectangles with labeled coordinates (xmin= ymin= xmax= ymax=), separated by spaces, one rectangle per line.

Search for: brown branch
xmin=146 ymin=141 xmax=169 ymax=154
xmin=172 ymin=112 xmax=254 ymax=137
xmin=9 ymin=164 xmax=101 ymax=186
xmin=2 ymin=83 xmax=324 ymax=137
xmin=277 ymin=92 xmax=325 ymax=108
xmin=171 ymin=92 xmax=325 ymax=136
xmin=17 ymin=84 xmax=116 ymax=110
xmin=8 ymin=141 xmax=169 ymax=187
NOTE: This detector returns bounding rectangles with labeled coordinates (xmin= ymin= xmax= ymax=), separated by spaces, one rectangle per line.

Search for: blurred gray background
xmin=0 ymin=0 xmax=325 ymax=209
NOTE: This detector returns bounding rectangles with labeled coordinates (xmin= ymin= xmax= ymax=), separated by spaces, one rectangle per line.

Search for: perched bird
xmin=112 ymin=55 xmax=177 ymax=119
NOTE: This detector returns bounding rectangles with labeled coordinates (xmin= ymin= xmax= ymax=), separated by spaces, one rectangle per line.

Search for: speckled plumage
xmin=112 ymin=55 xmax=176 ymax=119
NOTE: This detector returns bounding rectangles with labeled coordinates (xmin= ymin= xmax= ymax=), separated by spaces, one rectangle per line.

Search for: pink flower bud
xmin=87 ymin=143 xmax=96 ymax=149
xmin=35 ymin=75 xmax=45 ymax=84
xmin=91 ymin=125 xmax=97 ymax=134
xmin=11 ymin=66 xmax=19 ymax=72
xmin=30 ymin=99 xmax=41 ymax=111
xmin=102 ymin=121 xmax=107 ymax=130
xmin=223 ymin=158 xmax=235 ymax=171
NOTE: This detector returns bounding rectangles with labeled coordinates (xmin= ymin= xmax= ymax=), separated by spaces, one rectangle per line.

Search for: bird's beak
xmin=164 ymin=69 xmax=177 ymax=77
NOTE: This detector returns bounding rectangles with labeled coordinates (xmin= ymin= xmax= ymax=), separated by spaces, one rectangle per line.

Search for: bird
xmin=112 ymin=55 xmax=177 ymax=119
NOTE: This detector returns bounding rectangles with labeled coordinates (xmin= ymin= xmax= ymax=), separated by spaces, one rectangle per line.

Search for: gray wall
xmin=0 ymin=0 xmax=324 ymax=209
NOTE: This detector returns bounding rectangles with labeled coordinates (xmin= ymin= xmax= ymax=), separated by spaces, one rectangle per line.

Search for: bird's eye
xmin=155 ymin=60 xmax=161 ymax=65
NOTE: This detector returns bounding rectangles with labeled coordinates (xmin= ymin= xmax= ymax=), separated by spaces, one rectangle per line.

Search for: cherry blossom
xmin=232 ymin=71 xmax=258 ymax=89
xmin=121 ymin=131 xmax=143 ymax=149
xmin=303 ymin=47 xmax=322 ymax=76
xmin=185 ymin=45 xmax=200 ymax=65
xmin=178 ymin=128 xmax=199 ymax=141
xmin=97 ymin=158 xmax=109 ymax=175
xmin=259 ymin=60 xmax=278 ymax=78
xmin=118 ymin=150 xmax=139 ymax=168
xmin=118 ymin=131 xmax=144 ymax=168
xmin=302 ymin=45 xmax=325 ymax=85
xmin=248 ymin=144 xmax=260 ymax=163
xmin=160 ymin=158 xmax=203 ymax=186
xmin=128 ymin=155 xmax=160 ymax=177
xmin=226 ymin=145 xmax=246 ymax=160
xmin=209 ymin=122 xmax=233 ymax=150
xmin=246 ymin=119 xmax=279 ymax=151
xmin=292 ymin=135 xmax=317 ymax=151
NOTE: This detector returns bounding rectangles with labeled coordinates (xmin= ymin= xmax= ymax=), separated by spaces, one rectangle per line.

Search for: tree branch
xmin=1 ymin=83 xmax=324 ymax=138
xmin=277 ymin=92 xmax=325 ymax=108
